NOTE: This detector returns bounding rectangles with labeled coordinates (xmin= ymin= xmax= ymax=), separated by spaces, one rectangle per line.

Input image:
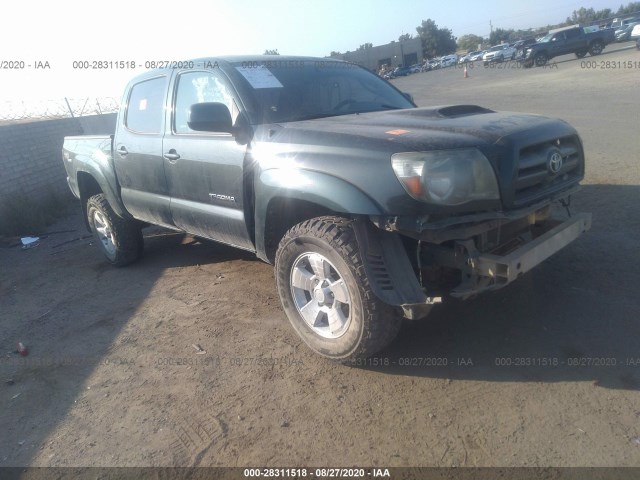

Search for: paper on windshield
xmin=235 ymin=65 xmax=283 ymax=89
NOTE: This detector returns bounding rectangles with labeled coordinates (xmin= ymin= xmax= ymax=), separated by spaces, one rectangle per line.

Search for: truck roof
xmin=124 ymin=55 xmax=355 ymax=87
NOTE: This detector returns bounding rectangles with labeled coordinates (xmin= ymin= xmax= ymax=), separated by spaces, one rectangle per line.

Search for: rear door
xmin=562 ymin=28 xmax=584 ymax=53
xmin=113 ymin=74 xmax=174 ymax=228
xmin=162 ymin=69 xmax=254 ymax=251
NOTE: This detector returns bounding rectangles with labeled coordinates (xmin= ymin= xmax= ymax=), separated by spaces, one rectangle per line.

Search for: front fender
xmin=254 ymin=168 xmax=384 ymax=260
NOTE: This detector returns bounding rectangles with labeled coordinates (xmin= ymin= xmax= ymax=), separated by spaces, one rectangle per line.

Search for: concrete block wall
xmin=0 ymin=114 xmax=117 ymax=207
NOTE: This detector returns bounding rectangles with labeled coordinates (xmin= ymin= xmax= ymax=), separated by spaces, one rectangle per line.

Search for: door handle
xmin=116 ymin=146 xmax=128 ymax=157
xmin=163 ymin=150 xmax=181 ymax=161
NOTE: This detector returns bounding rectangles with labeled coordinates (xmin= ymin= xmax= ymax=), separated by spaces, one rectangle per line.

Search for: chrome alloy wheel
xmin=290 ymin=252 xmax=351 ymax=338
xmin=93 ymin=210 xmax=116 ymax=256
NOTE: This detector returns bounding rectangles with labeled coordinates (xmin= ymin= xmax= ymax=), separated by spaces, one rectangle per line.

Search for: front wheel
xmin=87 ymin=194 xmax=143 ymax=266
xmin=575 ymin=49 xmax=587 ymax=58
xmin=275 ymin=216 xmax=401 ymax=361
xmin=589 ymin=41 xmax=604 ymax=56
xmin=534 ymin=53 xmax=548 ymax=67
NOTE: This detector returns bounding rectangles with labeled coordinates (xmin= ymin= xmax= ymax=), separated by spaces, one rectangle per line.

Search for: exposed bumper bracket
xmin=451 ymin=213 xmax=591 ymax=298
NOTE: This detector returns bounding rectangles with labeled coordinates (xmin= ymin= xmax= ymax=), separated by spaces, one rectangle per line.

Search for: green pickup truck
xmin=62 ymin=56 xmax=591 ymax=361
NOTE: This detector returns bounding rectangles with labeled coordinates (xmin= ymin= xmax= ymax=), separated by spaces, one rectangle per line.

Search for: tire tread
xmin=277 ymin=216 xmax=401 ymax=361
xmin=87 ymin=194 xmax=143 ymax=267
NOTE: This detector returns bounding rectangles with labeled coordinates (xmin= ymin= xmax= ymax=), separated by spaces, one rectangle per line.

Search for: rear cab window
xmin=125 ymin=76 xmax=167 ymax=134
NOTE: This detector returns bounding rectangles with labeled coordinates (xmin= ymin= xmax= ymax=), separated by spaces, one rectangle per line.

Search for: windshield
xmin=538 ymin=33 xmax=554 ymax=43
xmin=231 ymin=60 xmax=414 ymax=124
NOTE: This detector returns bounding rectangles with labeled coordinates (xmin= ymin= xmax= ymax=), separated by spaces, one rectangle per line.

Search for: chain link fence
xmin=0 ymin=97 xmax=120 ymax=124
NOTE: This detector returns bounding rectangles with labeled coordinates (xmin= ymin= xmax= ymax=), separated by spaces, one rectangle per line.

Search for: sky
xmin=0 ymin=0 xmax=626 ymax=105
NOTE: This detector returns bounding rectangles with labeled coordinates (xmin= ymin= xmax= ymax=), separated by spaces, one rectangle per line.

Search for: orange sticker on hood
xmin=385 ymin=129 xmax=410 ymax=135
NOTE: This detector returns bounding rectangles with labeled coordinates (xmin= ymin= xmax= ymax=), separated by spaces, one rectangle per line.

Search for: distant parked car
xmin=387 ymin=65 xmax=413 ymax=78
xmin=611 ymin=16 xmax=640 ymax=30
xmin=440 ymin=54 xmax=458 ymax=67
xmin=513 ymin=38 xmax=537 ymax=59
xmin=409 ymin=64 xmax=422 ymax=73
xmin=632 ymin=23 xmax=640 ymax=48
xmin=423 ymin=59 xmax=440 ymax=71
xmin=483 ymin=44 xmax=517 ymax=64
xmin=468 ymin=50 xmax=485 ymax=61
xmin=615 ymin=22 xmax=640 ymax=42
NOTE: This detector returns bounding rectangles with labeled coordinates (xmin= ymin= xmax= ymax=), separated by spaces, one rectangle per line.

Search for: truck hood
xmin=264 ymin=105 xmax=571 ymax=152
xmin=253 ymin=105 xmax=581 ymax=216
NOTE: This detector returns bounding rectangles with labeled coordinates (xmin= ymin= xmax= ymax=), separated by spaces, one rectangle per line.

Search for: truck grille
xmin=513 ymin=135 xmax=583 ymax=207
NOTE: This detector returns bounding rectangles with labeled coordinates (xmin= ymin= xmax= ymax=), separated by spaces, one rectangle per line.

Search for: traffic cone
xmin=464 ymin=65 xmax=469 ymax=78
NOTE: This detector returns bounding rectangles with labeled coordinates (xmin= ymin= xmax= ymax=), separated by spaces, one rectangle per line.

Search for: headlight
xmin=391 ymin=149 xmax=500 ymax=206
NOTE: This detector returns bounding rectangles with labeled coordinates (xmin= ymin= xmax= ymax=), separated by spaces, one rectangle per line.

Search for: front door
xmin=163 ymin=69 xmax=254 ymax=251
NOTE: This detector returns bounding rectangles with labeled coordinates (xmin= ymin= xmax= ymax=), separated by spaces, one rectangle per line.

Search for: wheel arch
xmin=254 ymin=169 xmax=383 ymax=263
xmin=76 ymin=169 xmax=129 ymax=231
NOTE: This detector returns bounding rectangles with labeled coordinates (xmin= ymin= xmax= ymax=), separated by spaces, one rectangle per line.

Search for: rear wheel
xmin=87 ymin=194 xmax=143 ymax=266
xmin=589 ymin=41 xmax=604 ymax=56
xmin=275 ymin=216 xmax=401 ymax=361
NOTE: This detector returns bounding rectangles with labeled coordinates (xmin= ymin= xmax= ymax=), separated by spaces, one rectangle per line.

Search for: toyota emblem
xmin=548 ymin=150 xmax=563 ymax=174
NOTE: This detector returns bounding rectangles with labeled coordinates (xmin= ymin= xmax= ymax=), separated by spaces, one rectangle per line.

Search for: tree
xmin=398 ymin=33 xmax=413 ymax=42
xmin=565 ymin=6 xmax=614 ymax=24
xmin=263 ymin=49 xmax=279 ymax=55
xmin=489 ymin=28 xmax=513 ymax=45
xmin=329 ymin=51 xmax=342 ymax=57
xmin=457 ymin=34 xmax=484 ymax=51
xmin=415 ymin=19 xmax=457 ymax=58
xmin=357 ymin=43 xmax=373 ymax=51
xmin=617 ymin=2 xmax=640 ymax=14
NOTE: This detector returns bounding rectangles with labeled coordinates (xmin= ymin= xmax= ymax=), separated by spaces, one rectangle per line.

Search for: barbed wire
xmin=0 ymin=97 xmax=120 ymax=124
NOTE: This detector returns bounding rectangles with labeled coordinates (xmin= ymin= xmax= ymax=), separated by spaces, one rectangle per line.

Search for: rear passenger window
xmin=565 ymin=29 xmax=580 ymax=39
xmin=126 ymin=76 xmax=166 ymax=133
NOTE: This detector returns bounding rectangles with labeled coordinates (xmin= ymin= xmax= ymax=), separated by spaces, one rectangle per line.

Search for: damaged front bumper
xmin=361 ymin=199 xmax=591 ymax=319
xmin=448 ymin=212 xmax=591 ymax=299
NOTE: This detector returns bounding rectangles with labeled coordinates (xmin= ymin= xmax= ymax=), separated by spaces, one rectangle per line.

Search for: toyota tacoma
xmin=62 ymin=56 xmax=591 ymax=361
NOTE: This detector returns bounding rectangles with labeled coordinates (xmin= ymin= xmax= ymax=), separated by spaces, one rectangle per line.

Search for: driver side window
xmin=173 ymin=71 xmax=239 ymax=134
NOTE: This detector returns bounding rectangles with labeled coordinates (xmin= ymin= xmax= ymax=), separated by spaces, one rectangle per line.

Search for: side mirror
xmin=188 ymin=102 xmax=233 ymax=133
xmin=403 ymin=92 xmax=415 ymax=104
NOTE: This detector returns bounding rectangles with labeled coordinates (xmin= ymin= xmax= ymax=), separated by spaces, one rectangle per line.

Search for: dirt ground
xmin=1 ymin=44 xmax=639 ymax=470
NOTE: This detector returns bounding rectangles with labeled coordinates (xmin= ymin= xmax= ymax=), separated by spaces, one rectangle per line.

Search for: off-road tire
xmin=275 ymin=216 xmax=402 ymax=362
xmin=589 ymin=41 xmax=604 ymax=56
xmin=87 ymin=194 xmax=143 ymax=267
xmin=534 ymin=53 xmax=548 ymax=67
